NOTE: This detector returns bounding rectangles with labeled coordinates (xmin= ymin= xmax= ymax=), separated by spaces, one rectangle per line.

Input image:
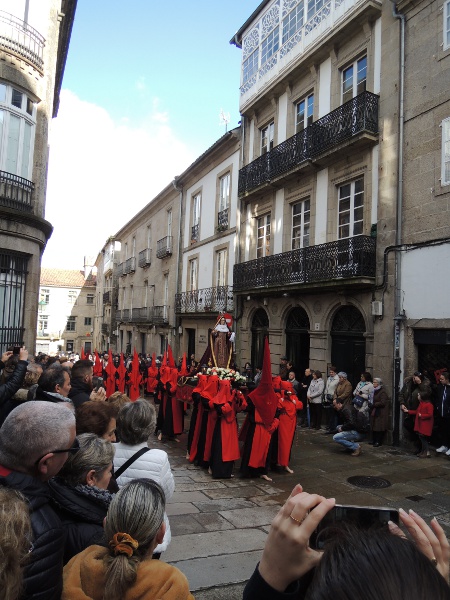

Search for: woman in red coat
xmin=401 ymin=390 xmax=434 ymax=458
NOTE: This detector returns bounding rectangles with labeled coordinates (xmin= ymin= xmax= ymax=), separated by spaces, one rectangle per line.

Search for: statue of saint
xmin=210 ymin=316 xmax=235 ymax=368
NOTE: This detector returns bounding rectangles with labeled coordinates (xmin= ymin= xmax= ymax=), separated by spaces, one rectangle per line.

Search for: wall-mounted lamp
xmin=246 ymin=295 xmax=251 ymax=301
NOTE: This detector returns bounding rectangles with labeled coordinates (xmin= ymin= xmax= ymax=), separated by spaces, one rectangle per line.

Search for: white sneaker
xmin=436 ymin=446 xmax=449 ymax=453
xmin=446 ymin=449 xmax=450 ymax=456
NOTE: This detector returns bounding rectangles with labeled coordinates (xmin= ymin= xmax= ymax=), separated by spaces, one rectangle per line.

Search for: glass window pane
xmin=5 ymin=114 xmax=20 ymax=174
xmin=353 ymin=221 xmax=363 ymax=235
xmin=0 ymin=84 xmax=6 ymax=102
xmin=11 ymin=89 xmax=22 ymax=109
xmin=26 ymin=97 xmax=33 ymax=116
xmin=21 ymin=121 xmax=32 ymax=178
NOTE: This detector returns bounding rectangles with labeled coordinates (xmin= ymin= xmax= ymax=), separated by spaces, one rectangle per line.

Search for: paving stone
xmin=169 ymin=514 xmax=207 ymax=536
xmin=253 ymin=483 xmax=285 ymax=494
xmin=163 ymin=528 xmax=267 ymax=562
xmin=202 ymin=485 xmax=266 ymax=499
xmin=173 ymin=476 xmax=198 ymax=484
xmin=219 ymin=505 xmax=279 ymax=528
xmin=249 ymin=496 xmax=282 ymax=507
xmin=193 ymin=582 xmax=246 ymax=600
xmin=166 ymin=502 xmax=200 ymax=516
xmin=193 ymin=512 xmax=236 ymax=531
xmin=169 ymin=550 xmax=263 ymax=591
xmin=193 ymin=499 xmax=256 ymax=512
xmin=175 ymin=481 xmax=227 ymax=492
xmin=169 ymin=491 xmax=211 ymax=504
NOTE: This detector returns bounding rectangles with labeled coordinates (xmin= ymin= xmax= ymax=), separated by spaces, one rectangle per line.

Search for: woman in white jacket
xmin=307 ymin=370 xmax=325 ymax=430
xmin=113 ymin=399 xmax=175 ymax=556
xmin=353 ymin=372 xmax=375 ymax=407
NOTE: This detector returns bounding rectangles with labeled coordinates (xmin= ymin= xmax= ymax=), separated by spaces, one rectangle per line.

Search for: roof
xmin=40 ymin=268 xmax=96 ymax=288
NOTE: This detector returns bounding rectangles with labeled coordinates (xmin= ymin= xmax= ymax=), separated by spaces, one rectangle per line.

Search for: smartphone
xmin=95 ymin=376 xmax=104 ymax=391
xmin=13 ymin=346 xmax=20 ymax=355
xmin=310 ymin=504 xmax=399 ymax=550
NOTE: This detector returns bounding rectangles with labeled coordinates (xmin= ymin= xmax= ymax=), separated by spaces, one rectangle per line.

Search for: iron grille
xmin=130 ymin=307 xmax=152 ymax=323
xmin=217 ymin=208 xmax=229 ymax=231
xmin=122 ymin=309 xmax=131 ymax=322
xmin=0 ymin=10 xmax=45 ymax=70
xmin=103 ymin=290 xmax=111 ymax=304
xmin=0 ymin=252 xmax=28 ymax=353
xmin=233 ymin=236 xmax=375 ymax=291
xmin=153 ymin=305 xmax=169 ymax=324
xmin=156 ymin=237 xmax=173 ymax=258
xmin=124 ymin=257 xmax=136 ymax=274
xmin=238 ymin=91 xmax=379 ymax=195
xmin=138 ymin=248 xmax=152 ymax=268
xmin=115 ymin=263 xmax=124 ymax=277
xmin=175 ymin=286 xmax=234 ymax=314
xmin=0 ymin=171 xmax=34 ymax=212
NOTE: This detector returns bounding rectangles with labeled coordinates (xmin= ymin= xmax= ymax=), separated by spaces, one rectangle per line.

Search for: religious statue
xmin=210 ymin=316 xmax=235 ymax=368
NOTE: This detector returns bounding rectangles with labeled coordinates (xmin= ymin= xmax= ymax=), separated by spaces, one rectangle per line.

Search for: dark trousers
xmin=309 ymin=403 xmax=322 ymax=429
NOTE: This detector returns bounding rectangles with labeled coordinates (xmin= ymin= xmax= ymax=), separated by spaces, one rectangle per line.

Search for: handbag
xmin=322 ymin=393 xmax=333 ymax=407
xmin=353 ymin=395 xmax=365 ymax=408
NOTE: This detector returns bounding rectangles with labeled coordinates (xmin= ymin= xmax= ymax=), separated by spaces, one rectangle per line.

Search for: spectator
xmin=114 ymin=399 xmax=175 ymax=557
xmin=75 ymin=402 xmax=117 ymax=442
xmin=334 ymin=371 xmax=353 ymax=405
xmin=48 ymin=433 xmax=115 ymax=563
xmin=401 ymin=390 xmax=434 ymax=458
xmin=62 ymin=479 xmax=194 ymax=600
xmin=370 ymin=377 xmax=390 ymax=447
xmin=68 ymin=359 xmax=106 ymax=407
xmin=0 ymin=487 xmax=32 ymax=600
xmin=287 ymin=370 xmax=300 ymax=395
xmin=0 ymin=401 xmax=77 ymax=600
xmin=0 ymin=347 xmax=29 ymax=426
xmin=35 ymin=364 xmax=73 ymax=406
xmin=323 ymin=365 xmax=339 ymax=433
xmin=253 ymin=366 xmax=262 ymax=387
xmin=307 ymin=370 xmax=325 ymax=430
xmin=332 ymin=397 xmax=367 ymax=456
xmin=353 ymin=371 xmax=374 ymax=406
xmin=399 ymin=371 xmax=432 ymax=453
xmin=279 ymin=356 xmax=289 ymax=381
xmin=298 ymin=368 xmax=313 ymax=427
xmin=435 ymin=372 xmax=450 ymax=456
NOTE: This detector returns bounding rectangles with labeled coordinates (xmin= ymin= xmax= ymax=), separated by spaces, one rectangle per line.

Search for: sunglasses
xmin=34 ymin=437 xmax=80 ymax=465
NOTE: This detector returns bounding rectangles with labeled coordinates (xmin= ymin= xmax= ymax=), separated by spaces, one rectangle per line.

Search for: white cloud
xmin=43 ymin=90 xmax=195 ymax=269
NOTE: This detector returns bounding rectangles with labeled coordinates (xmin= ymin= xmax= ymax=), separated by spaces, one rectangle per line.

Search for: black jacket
xmin=48 ymin=477 xmax=109 ymax=564
xmin=0 ymin=360 xmax=28 ymax=426
xmin=0 ymin=469 xmax=64 ymax=600
xmin=68 ymin=378 xmax=92 ymax=407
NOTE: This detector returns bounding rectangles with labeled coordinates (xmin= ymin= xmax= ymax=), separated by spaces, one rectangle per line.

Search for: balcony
xmin=238 ymin=92 xmax=378 ymax=196
xmin=116 ymin=306 xmax=169 ymax=325
xmin=103 ymin=290 xmax=111 ymax=305
xmin=138 ymin=248 xmax=152 ymax=268
xmin=122 ymin=309 xmax=131 ymax=322
xmin=0 ymin=171 xmax=34 ymax=212
xmin=233 ymin=236 xmax=376 ymax=293
xmin=124 ymin=257 xmax=136 ymax=274
xmin=153 ymin=305 xmax=169 ymax=324
xmin=156 ymin=236 xmax=173 ymax=259
xmin=115 ymin=263 xmax=124 ymax=277
xmin=217 ymin=208 xmax=229 ymax=232
xmin=101 ymin=323 xmax=109 ymax=335
xmin=191 ymin=224 xmax=199 ymax=243
xmin=176 ymin=286 xmax=234 ymax=314
xmin=0 ymin=10 xmax=45 ymax=71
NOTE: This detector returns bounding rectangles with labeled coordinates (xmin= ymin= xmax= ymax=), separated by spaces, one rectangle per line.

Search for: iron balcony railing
xmin=156 ymin=236 xmax=173 ymax=258
xmin=175 ymin=285 xmax=234 ymax=314
xmin=101 ymin=323 xmax=109 ymax=334
xmin=138 ymin=248 xmax=152 ymax=268
xmin=153 ymin=305 xmax=169 ymax=324
xmin=191 ymin=224 xmax=199 ymax=243
xmin=117 ymin=306 xmax=169 ymax=325
xmin=122 ymin=309 xmax=131 ymax=322
xmin=233 ymin=236 xmax=376 ymax=291
xmin=115 ymin=263 xmax=124 ymax=277
xmin=217 ymin=208 xmax=229 ymax=231
xmin=124 ymin=257 xmax=136 ymax=274
xmin=0 ymin=171 xmax=34 ymax=212
xmin=103 ymin=290 xmax=111 ymax=304
xmin=238 ymin=91 xmax=379 ymax=196
xmin=0 ymin=10 xmax=45 ymax=70
xmin=115 ymin=310 xmax=122 ymax=321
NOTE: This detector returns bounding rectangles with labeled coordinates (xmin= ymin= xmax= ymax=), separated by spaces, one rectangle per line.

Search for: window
xmin=292 ymin=199 xmax=310 ymax=249
xmin=86 ymin=294 xmax=94 ymax=305
xmin=66 ymin=340 xmax=74 ymax=352
xmin=0 ymin=82 xmax=36 ymax=179
xmin=147 ymin=225 xmax=151 ymax=248
xmin=261 ymin=28 xmax=279 ymax=65
xmin=219 ymin=173 xmax=230 ymax=212
xmin=261 ymin=122 xmax=274 ymax=154
xmin=243 ymin=50 xmax=259 ymax=84
xmin=40 ymin=288 xmax=50 ymax=304
xmin=68 ymin=290 xmax=77 ymax=304
xmin=307 ymin=0 xmax=324 ymax=21
xmin=66 ymin=316 xmax=76 ymax=331
xmin=442 ymin=117 xmax=450 ymax=186
xmin=216 ymin=249 xmax=227 ymax=287
xmin=84 ymin=317 xmax=92 ymax=326
xmin=192 ymin=194 xmax=201 ymax=242
xmin=282 ymin=1 xmax=304 ymax=44
xmin=0 ymin=252 xmax=27 ymax=352
xmin=132 ymin=237 xmax=136 ymax=258
xmin=342 ymin=56 xmax=367 ymax=104
xmin=38 ymin=315 xmax=48 ymax=333
xmin=167 ymin=209 xmax=173 ymax=237
xmin=296 ymin=94 xmax=314 ymax=132
xmin=338 ymin=179 xmax=364 ymax=239
xmin=445 ymin=1 xmax=450 ymax=50
xmin=257 ymin=214 xmax=271 ymax=258
xmin=189 ymin=259 xmax=198 ymax=292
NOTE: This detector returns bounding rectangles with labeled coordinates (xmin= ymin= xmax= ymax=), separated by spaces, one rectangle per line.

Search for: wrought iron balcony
xmin=103 ymin=290 xmax=111 ymax=305
xmin=217 ymin=208 xmax=229 ymax=232
xmin=156 ymin=236 xmax=173 ymax=258
xmin=101 ymin=323 xmax=109 ymax=334
xmin=128 ymin=307 xmax=152 ymax=323
xmin=233 ymin=236 xmax=376 ymax=292
xmin=0 ymin=10 xmax=45 ymax=70
xmin=121 ymin=309 xmax=131 ymax=322
xmin=0 ymin=171 xmax=33 ymax=212
xmin=115 ymin=263 xmax=124 ymax=277
xmin=191 ymin=224 xmax=199 ymax=243
xmin=238 ymin=92 xmax=379 ymax=196
xmin=153 ymin=305 xmax=169 ymax=324
xmin=138 ymin=248 xmax=152 ymax=268
xmin=124 ymin=257 xmax=136 ymax=274
xmin=175 ymin=286 xmax=234 ymax=314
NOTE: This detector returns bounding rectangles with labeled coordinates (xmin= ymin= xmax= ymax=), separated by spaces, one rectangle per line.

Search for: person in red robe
xmin=117 ymin=353 xmax=127 ymax=393
xmin=209 ymin=379 xmax=242 ymax=479
xmin=104 ymin=350 xmax=117 ymax=397
xmin=128 ymin=350 xmax=142 ymax=401
xmin=187 ymin=374 xmax=207 ymax=461
xmin=156 ymin=352 xmax=183 ymax=442
xmin=189 ymin=375 xmax=219 ymax=468
xmin=276 ymin=380 xmax=302 ymax=473
xmin=146 ymin=352 xmax=158 ymax=394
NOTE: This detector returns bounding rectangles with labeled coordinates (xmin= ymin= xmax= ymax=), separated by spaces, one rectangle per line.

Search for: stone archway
xmin=285 ymin=307 xmax=310 ymax=377
xmin=251 ymin=308 xmax=269 ymax=370
xmin=331 ymin=305 xmax=366 ymax=388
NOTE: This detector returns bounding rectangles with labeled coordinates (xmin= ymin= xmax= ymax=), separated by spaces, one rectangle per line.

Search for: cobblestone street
xmin=149 ymin=422 xmax=450 ymax=599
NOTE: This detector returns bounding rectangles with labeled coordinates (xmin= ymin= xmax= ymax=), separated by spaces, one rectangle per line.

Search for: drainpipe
xmin=172 ymin=177 xmax=183 ymax=359
xmin=390 ymin=0 xmax=406 ymax=445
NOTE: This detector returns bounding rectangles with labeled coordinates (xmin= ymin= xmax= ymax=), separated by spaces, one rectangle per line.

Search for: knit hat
xmin=337 ymin=371 xmax=347 ymax=378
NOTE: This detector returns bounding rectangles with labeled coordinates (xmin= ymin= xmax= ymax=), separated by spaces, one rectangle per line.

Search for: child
xmin=401 ymin=390 xmax=434 ymax=457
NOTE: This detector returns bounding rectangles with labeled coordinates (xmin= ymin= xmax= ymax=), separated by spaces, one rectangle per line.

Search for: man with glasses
xmin=0 ymin=401 xmax=77 ymax=600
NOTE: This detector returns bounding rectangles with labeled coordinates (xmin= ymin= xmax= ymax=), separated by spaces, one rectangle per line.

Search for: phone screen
xmin=13 ymin=346 xmax=20 ymax=355
xmin=310 ymin=504 xmax=399 ymax=550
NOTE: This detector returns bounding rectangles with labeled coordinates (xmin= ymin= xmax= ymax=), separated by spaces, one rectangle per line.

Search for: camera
xmin=309 ymin=504 xmax=399 ymax=550
xmin=93 ymin=376 xmax=104 ymax=391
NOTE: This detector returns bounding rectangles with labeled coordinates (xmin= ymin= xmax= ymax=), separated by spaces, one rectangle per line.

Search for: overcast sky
xmin=43 ymin=0 xmax=255 ymax=270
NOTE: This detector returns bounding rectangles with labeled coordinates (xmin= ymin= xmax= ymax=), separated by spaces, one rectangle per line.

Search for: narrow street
xmin=152 ymin=423 xmax=450 ymax=599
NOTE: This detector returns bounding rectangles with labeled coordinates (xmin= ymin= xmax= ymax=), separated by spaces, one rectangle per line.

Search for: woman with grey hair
xmin=48 ymin=432 xmax=115 ymax=563
xmin=370 ymin=378 xmax=390 ymax=447
xmin=62 ymin=479 xmax=194 ymax=600
xmin=113 ymin=399 xmax=175 ymax=557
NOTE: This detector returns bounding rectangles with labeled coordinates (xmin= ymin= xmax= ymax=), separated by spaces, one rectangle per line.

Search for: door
xmin=251 ymin=308 xmax=269 ymax=370
xmin=331 ymin=305 xmax=366 ymax=389
xmin=285 ymin=307 xmax=310 ymax=378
